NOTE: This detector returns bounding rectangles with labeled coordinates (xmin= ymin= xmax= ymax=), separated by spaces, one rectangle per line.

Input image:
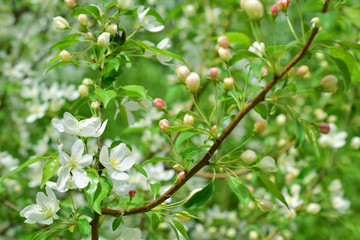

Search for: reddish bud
xmin=152 ymin=98 xmax=166 ymax=111
xmin=177 ymin=171 xmax=185 ymax=179
xmin=271 ymin=4 xmax=279 ymax=17
xmin=209 ymin=67 xmax=219 ymax=80
xmin=217 ymin=35 xmax=230 ymax=48
xmin=185 ymin=72 xmax=201 ymax=93
xmin=320 ymin=75 xmax=338 ymax=92
xmin=64 ymin=0 xmax=76 ymax=8
xmin=212 ymin=125 xmax=217 ymax=131
xmin=318 ymin=122 xmax=330 ymax=134
xmin=129 ymin=190 xmax=136 ymax=198
xmin=297 ymin=65 xmax=309 ymax=77
xmin=159 ymin=119 xmax=170 ymax=134
xmin=261 ymin=67 xmax=268 ymax=76
xmin=278 ymin=0 xmax=289 ymax=12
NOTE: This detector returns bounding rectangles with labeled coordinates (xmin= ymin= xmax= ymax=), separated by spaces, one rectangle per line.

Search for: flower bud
xmin=59 ymin=50 xmax=72 ymax=62
xmin=78 ymin=85 xmax=89 ymax=97
xmin=261 ymin=67 xmax=268 ymax=76
xmin=306 ymin=203 xmax=321 ymax=214
xmin=183 ymin=114 xmax=195 ymax=126
xmin=185 ymin=72 xmax=201 ymax=93
xmin=82 ymin=78 xmax=93 ymax=86
xmin=129 ymin=189 xmax=136 ymax=198
xmin=117 ymin=0 xmax=132 ymax=9
xmin=159 ymin=119 xmax=170 ymax=134
xmin=311 ymin=17 xmax=321 ymax=29
xmin=209 ymin=67 xmax=219 ymax=80
xmin=241 ymin=150 xmax=257 ymax=164
xmin=78 ymin=14 xmax=88 ymax=26
xmin=64 ymin=0 xmax=76 ymax=8
xmin=176 ymin=65 xmax=190 ymax=83
xmin=297 ymin=65 xmax=309 ymax=77
xmin=177 ymin=171 xmax=185 ymax=179
xmin=277 ymin=0 xmax=289 ymax=12
xmin=86 ymin=32 xmax=96 ymax=41
xmin=218 ymin=47 xmax=230 ymax=62
xmin=320 ymin=75 xmax=338 ymax=92
xmin=318 ymin=122 xmax=330 ymax=134
xmin=212 ymin=125 xmax=217 ymax=132
xmin=271 ymin=4 xmax=279 ymax=18
xmin=224 ymin=77 xmax=234 ymax=91
xmin=350 ymin=137 xmax=360 ymax=150
xmin=152 ymin=98 xmax=166 ymax=111
xmin=258 ymin=156 xmax=277 ymax=173
xmin=244 ymin=0 xmax=264 ymax=20
xmin=106 ymin=24 xmax=118 ymax=35
xmin=217 ymin=35 xmax=230 ymax=48
xmin=258 ymin=199 xmax=273 ymax=212
xmin=91 ymin=101 xmax=100 ymax=110
xmin=254 ymin=119 xmax=268 ymax=133
xmin=97 ymin=32 xmax=110 ymax=48
xmin=53 ymin=16 xmax=69 ymax=30
xmin=276 ymin=114 xmax=286 ymax=125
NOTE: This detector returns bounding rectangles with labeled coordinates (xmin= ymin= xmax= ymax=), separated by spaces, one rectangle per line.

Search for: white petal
xmin=52 ymin=118 xmax=64 ymax=132
xmin=57 ymin=166 xmax=71 ymax=190
xmin=118 ymin=156 xmax=135 ymax=171
xmin=72 ymin=169 xmax=90 ymax=189
xmin=137 ymin=6 xmax=149 ymax=22
xmin=111 ymin=171 xmax=129 ymax=180
xmin=39 ymin=217 xmax=54 ymax=225
xmin=145 ymin=25 xmax=164 ymax=32
xmin=78 ymin=154 xmax=93 ymax=167
xmin=64 ymin=112 xmax=78 ymax=122
xmin=71 ymin=139 xmax=84 ymax=159
xmin=157 ymin=38 xmax=170 ymax=49
xmin=111 ymin=143 xmax=127 ymax=161
xmin=100 ymin=146 xmax=109 ymax=165
xmin=93 ymin=119 xmax=108 ymax=137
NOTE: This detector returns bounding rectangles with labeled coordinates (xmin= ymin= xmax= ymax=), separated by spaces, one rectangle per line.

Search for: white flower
xmin=306 ymin=203 xmax=321 ymax=214
xmin=20 ymin=187 xmax=60 ymax=225
xmin=49 ymin=140 xmax=92 ymax=192
xmin=118 ymin=0 xmax=132 ymax=9
xmin=52 ymin=112 xmax=108 ymax=138
xmin=350 ymin=136 xmax=360 ymax=150
xmin=137 ymin=6 xmax=164 ymax=32
xmin=248 ymin=41 xmax=265 ymax=58
xmin=97 ymin=32 xmax=110 ymax=47
xmin=100 ymin=143 xmax=135 ymax=181
xmin=53 ymin=16 xmax=69 ymax=30
xmin=26 ymin=101 xmax=48 ymax=123
xmin=331 ymin=195 xmax=350 ymax=213
xmin=143 ymin=38 xmax=172 ymax=64
xmin=318 ymin=123 xmax=347 ymax=149
xmin=120 ymin=97 xmax=141 ymax=126
xmin=258 ymin=156 xmax=277 ymax=173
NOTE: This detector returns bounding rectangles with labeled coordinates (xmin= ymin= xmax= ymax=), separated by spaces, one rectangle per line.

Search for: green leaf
xmin=176 ymin=211 xmax=200 ymax=220
xmin=132 ymin=163 xmax=148 ymax=178
xmin=141 ymin=157 xmax=178 ymax=167
xmin=150 ymin=46 xmax=187 ymax=64
xmin=318 ymin=10 xmax=337 ymax=31
xmin=182 ymin=147 xmax=203 ymax=161
xmin=224 ymin=32 xmax=251 ymax=45
xmin=330 ymin=57 xmax=351 ymax=89
xmin=0 ymin=156 xmax=47 ymax=182
xmin=77 ymin=219 xmax=91 ymax=237
xmin=92 ymin=176 xmax=112 ymax=214
xmin=173 ymin=219 xmax=189 ymax=240
xmin=256 ymin=172 xmax=289 ymax=210
xmin=184 ymin=181 xmax=214 ymax=209
xmin=43 ymin=55 xmax=60 ymax=72
xmin=228 ymin=176 xmax=250 ymax=210
xmin=229 ymin=50 xmax=258 ymax=66
xmin=150 ymin=183 xmax=160 ymax=197
xmin=176 ymin=109 xmax=203 ymax=122
xmin=166 ymin=125 xmax=193 ymax=132
xmin=109 ymin=58 xmax=121 ymax=71
xmin=86 ymin=5 xmax=101 ymax=18
xmin=95 ymin=89 xmax=117 ymax=108
xmin=300 ymin=120 xmax=321 ymax=160
xmin=343 ymin=7 xmax=360 ymax=29
xmin=112 ymin=216 xmax=123 ymax=231
xmin=168 ymin=221 xmax=180 ymax=240
xmin=46 ymin=61 xmax=72 ymax=74
xmin=84 ymin=168 xmax=99 ymax=206
xmin=120 ymin=85 xmax=147 ymax=98
xmin=49 ymin=39 xmax=80 ymax=51
xmin=295 ymin=119 xmax=305 ymax=148
xmin=254 ymin=103 xmax=267 ymax=120
xmin=40 ymin=157 xmax=59 ymax=189
xmin=77 ymin=206 xmax=95 ymax=219
xmin=105 ymin=1 xmax=117 ymax=9
xmin=151 ymin=212 xmax=160 ymax=231
xmin=175 ymin=132 xmax=200 ymax=148
xmin=250 ymin=59 xmax=263 ymax=79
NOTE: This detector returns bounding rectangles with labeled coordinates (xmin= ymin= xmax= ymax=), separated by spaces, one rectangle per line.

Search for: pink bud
xmin=91 ymin=101 xmax=100 ymax=110
xmin=218 ymin=47 xmax=230 ymax=62
xmin=176 ymin=65 xmax=190 ymax=83
xmin=209 ymin=67 xmax=219 ymax=80
xmin=217 ymin=35 xmax=230 ymax=48
xmin=152 ymin=98 xmax=166 ymax=111
xmin=159 ymin=119 xmax=170 ymax=134
xmin=320 ymin=75 xmax=338 ymax=92
xmin=297 ymin=65 xmax=309 ymax=77
xmin=261 ymin=67 xmax=269 ymax=76
xmin=212 ymin=125 xmax=217 ymax=131
xmin=224 ymin=77 xmax=234 ymax=91
xmin=271 ymin=4 xmax=279 ymax=17
xmin=318 ymin=122 xmax=330 ymax=134
xmin=177 ymin=171 xmax=185 ymax=179
xmin=248 ymin=187 xmax=255 ymax=193
xmin=278 ymin=0 xmax=289 ymax=12
xmin=129 ymin=190 xmax=136 ymax=198
xmin=185 ymin=72 xmax=201 ymax=93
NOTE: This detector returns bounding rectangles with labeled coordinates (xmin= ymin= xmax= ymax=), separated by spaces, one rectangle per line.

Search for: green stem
xmin=192 ymin=95 xmax=210 ymax=128
xmin=286 ymin=13 xmax=299 ymax=41
xmin=296 ymin=0 xmax=306 ymax=43
xmin=250 ymin=21 xmax=261 ymax=43
xmin=168 ymin=134 xmax=183 ymax=168
xmin=127 ymin=26 xmax=141 ymax=40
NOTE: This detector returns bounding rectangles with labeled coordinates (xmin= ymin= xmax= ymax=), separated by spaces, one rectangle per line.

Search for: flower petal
xmin=52 ymin=118 xmax=64 ymax=132
xmin=72 ymin=168 xmax=90 ymax=189
xmin=71 ymin=139 xmax=84 ymax=159
xmin=118 ymin=156 xmax=135 ymax=171
xmin=78 ymin=154 xmax=93 ymax=167
xmin=111 ymin=171 xmax=129 ymax=180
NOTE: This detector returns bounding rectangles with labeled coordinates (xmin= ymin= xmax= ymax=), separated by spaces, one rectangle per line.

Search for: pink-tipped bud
xmin=241 ymin=149 xmax=257 ymax=164
xmin=209 ymin=67 xmax=219 ymax=80
xmin=78 ymin=85 xmax=89 ymax=97
xmin=152 ymin=98 xmax=166 ymax=111
xmin=261 ymin=67 xmax=269 ymax=76
xmin=129 ymin=190 xmax=136 ymax=198
xmin=254 ymin=119 xmax=268 ymax=133
xmin=78 ymin=14 xmax=88 ymax=26
xmin=106 ymin=23 xmax=118 ymax=35
xmin=159 ymin=119 xmax=170 ymax=134
xmin=185 ymin=72 xmax=201 ymax=93
xmin=64 ymin=0 xmax=76 ymax=8
xmin=176 ymin=65 xmax=191 ymax=83
xmin=320 ymin=75 xmax=338 ymax=92
xmin=186 ymin=188 xmax=202 ymax=201
xmin=277 ymin=0 xmax=289 ymax=12
xmin=91 ymin=101 xmax=100 ymax=110
xmin=271 ymin=4 xmax=279 ymax=17
xmin=258 ymin=199 xmax=273 ymax=212
xmin=297 ymin=65 xmax=309 ymax=77
xmin=212 ymin=125 xmax=217 ymax=131
xmin=318 ymin=122 xmax=330 ymax=134
xmin=217 ymin=35 xmax=230 ymax=48
xmin=224 ymin=77 xmax=234 ymax=91
xmin=218 ymin=47 xmax=230 ymax=62
xmin=177 ymin=171 xmax=185 ymax=179
xmin=60 ymin=50 xmax=72 ymax=62
xmin=183 ymin=114 xmax=195 ymax=126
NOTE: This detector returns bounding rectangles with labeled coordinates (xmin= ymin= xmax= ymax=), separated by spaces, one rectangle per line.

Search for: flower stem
xmin=286 ymin=13 xmax=299 ymax=41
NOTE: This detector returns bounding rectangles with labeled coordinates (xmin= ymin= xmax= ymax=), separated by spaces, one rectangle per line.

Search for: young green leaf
xmin=141 ymin=157 xmax=178 ymax=167
xmin=184 ymin=181 xmax=214 ymax=209
xmin=227 ymin=176 xmax=250 ymax=210
xmin=94 ymin=89 xmax=117 ymax=108
xmin=132 ymin=163 xmax=148 ymax=178
xmin=84 ymin=169 xmax=100 ymax=206
xmin=224 ymin=32 xmax=251 ymax=45
xmin=92 ymin=176 xmax=112 ymax=214
xmin=112 ymin=216 xmax=123 ymax=231
xmin=40 ymin=157 xmax=59 ymax=189
xmin=77 ymin=219 xmax=91 ymax=237
xmin=150 ymin=183 xmax=161 ymax=197
xmin=151 ymin=212 xmax=160 ymax=231
xmin=173 ymin=219 xmax=189 ymax=240
xmin=120 ymin=85 xmax=147 ymax=98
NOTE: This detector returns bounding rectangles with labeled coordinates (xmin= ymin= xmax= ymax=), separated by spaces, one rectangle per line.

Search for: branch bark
xmin=102 ymin=0 xmax=330 ymax=217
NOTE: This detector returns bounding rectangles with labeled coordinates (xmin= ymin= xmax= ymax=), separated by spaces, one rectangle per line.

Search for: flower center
xmin=68 ymin=156 xmax=78 ymax=169
xmin=40 ymin=205 xmax=53 ymax=217
xmin=109 ymin=157 xmax=120 ymax=169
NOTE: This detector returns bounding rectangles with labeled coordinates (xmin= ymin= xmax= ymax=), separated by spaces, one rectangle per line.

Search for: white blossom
xmin=318 ymin=123 xmax=347 ymax=149
xmin=248 ymin=41 xmax=265 ymax=58
xmin=258 ymin=156 xmax=277 ymax=173
xmin=137 ymin=6 xmax=164 ymax=32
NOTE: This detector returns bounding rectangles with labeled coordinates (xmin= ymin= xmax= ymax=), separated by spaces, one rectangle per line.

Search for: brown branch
xmin=101 ymin=0 xmax=330 ymax=217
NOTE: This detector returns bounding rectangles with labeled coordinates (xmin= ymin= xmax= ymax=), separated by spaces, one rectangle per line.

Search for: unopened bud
xmin=106 ymin=24 xmax=118 ymax=35
xmin=297 ymin=65 xmax=309 ymax=77
xmin=53 ymin=16 xmax=69 ymax=30
xmin=159 ymin=119 xmax=170 ymax=134
xmin=254 ymin=119 xmax=268 ymax=133
xmin=311 ymin=17 xmax=321 ymax=29
xmin=217 ymin=35 xmax=230 ymax=48
xmin=271 ymin=4 xmax=279 ymax=18
xmin=224 ymin=77 xmax=234 ymax=91
xmin=152 ymin=98 xmax=166 ymax=111
xmin=176 ymin=65 xmax=190 ymax=83
xmin=218 ymin=47 xmax=230 ymax=62
xmin=177 ymin=171 xmax=185 ymax=179
xmin=64 ymin=0 xmax=76 ymax=8
xmin=276 ymin=114 xmax=286 ymax=125
xmin=185 ymin=72 xmax=201 ymax=93
xmin=97 ymin=32 xmax=110 ymax=47
xmin=183 ymin=114 xmax=195 ymax=126
xmin=86 ymin=32 xmax=95 ymax=41
xmin=78 ymin=85 xmax=89 ymax=97
xmin=350 ymin=137 xmax=360 ymax=150
xmin=258 ymin=156 xmax=277 ymax=173
xmin=82 ymin=78 xmax=93 ymax=86
xmin=209 ymin=67 xmax=219 ymax=80
xmin=318 ymin=122 xmax=330 ymax=134
xmin=320 ymin=75 xmax=338 ymax=92
xmin=117 ymin=0 xmax=132 ymax=9
xmin=212 ymin=125 xmax=217 ymax=131
xmin=277 ymin=0 xmax=289 ymax=12
xmin=261 ymin=67 xmax=268 ymax=76
xmin=129 ymin=189 xmax=136 ymax=198
xmin=258 ymin=199 xmax=273 ymax=212
xmin=241 ymin=150 xmax=257 ymax=164
xmin=244 ymin=0 xmax=264 ymax=20
xmin=91 ymin=101 xmax=100 ymax=110
xmin=78 ymin=14 xmax=88 ymax=26
xmin=59 ymin=50 xmax=72 ymax=62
